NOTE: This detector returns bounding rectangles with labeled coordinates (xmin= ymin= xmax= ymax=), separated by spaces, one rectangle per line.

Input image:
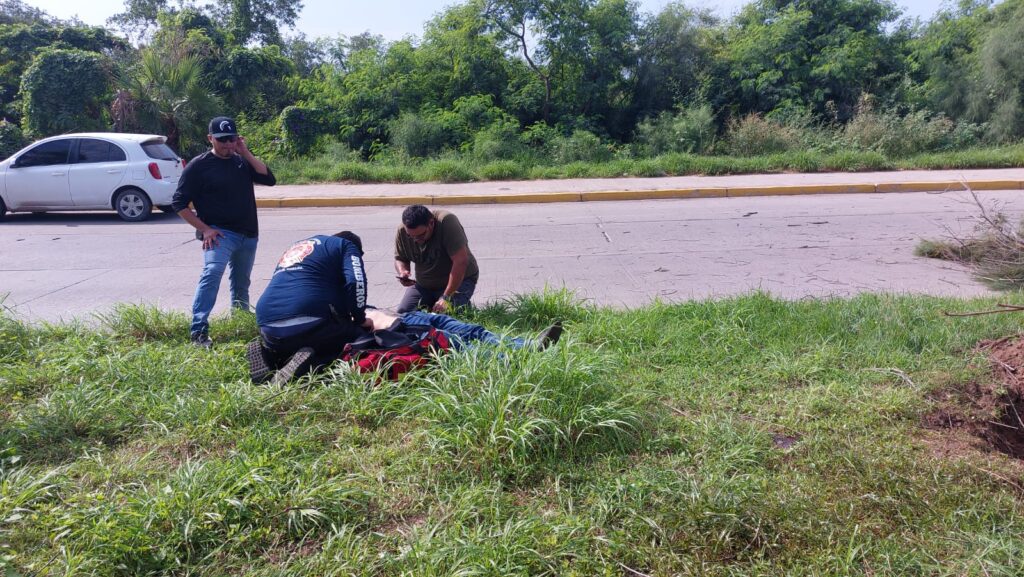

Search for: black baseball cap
xmin=209 ymin=116 xmax=238 ymax=138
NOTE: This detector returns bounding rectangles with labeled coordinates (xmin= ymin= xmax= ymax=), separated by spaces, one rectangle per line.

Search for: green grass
xmin=269 ymin=145 xmax=1024 ymax=185
xmin=4 ymin=292 xmax=1024 ymax=575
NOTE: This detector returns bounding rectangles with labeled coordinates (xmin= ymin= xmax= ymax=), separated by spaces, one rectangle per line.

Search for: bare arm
xmin=394 ymin=258 xmax=415 ymax=287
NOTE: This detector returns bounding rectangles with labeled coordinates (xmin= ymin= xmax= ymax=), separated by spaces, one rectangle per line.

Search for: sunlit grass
xmin=5 ymin=291 xmax=1024 ymax=574
xmin=271 ymin=145 xmax=1024 ymax=185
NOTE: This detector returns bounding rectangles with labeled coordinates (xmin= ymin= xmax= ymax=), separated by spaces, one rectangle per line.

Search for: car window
xmin=76 ymin=139 xmax=127 ymax=163
xmin=141 ymin=141 xmax=178 ymax=161
xmin=16 ymin=140 xmax=71 ymax=167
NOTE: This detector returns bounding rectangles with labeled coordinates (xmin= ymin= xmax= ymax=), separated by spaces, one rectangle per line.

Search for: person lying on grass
xmin=250 ymin=307 xmax=563 ymax=386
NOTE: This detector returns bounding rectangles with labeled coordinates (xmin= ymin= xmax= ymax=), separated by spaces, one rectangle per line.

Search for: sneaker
xmin=190 ymin=332 xmax=213 ymax=349
xmin=271 ymin=347 xmax=315 ymax=386
xmin=246 ymin=339 xmax=274 ymax=384
xmin=536 ymin=321 xmax=563 ymax=350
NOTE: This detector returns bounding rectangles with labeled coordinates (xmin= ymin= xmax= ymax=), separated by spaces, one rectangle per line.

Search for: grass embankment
xmin=271 ymin=145 xmax=1024 ymax=185
xmin=3 ymin=291 xmax=1024 ymax=575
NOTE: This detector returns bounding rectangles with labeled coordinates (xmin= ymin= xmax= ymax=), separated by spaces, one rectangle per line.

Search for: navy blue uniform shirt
xmin=256 ymin=235 xmax=367 ymax=325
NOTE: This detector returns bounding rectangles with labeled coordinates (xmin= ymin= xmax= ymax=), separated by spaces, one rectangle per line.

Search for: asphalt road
xmin=2 ymin=189 xmax=1020 ymax=324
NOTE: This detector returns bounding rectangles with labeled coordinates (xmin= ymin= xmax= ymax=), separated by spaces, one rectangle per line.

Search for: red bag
xmin=340 ymin=325 xmax=451 ymax=380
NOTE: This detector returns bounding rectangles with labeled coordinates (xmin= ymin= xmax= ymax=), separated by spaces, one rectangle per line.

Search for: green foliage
xmin=279 ymin=105 xmax=329 ymax=157
xmin=20 ymin=48 xmax=110 ymax=137
xmin=633 ymin=103 xmax=717 ymax=155
xmin=0 ymin=118 xmax=24 ymax=159
xmin=471 ymin=118 xmax=527 ymax=161
xmin=549 ymin=129 xmax=614 ymax=163
xmin=114 ymin=49 xmax=221 ymax=156
xmin=843 ymin=98 xmax=958 ymax=157
xmin=411 ymin=343 xmax=648 ymax=482
xmin=388 ymin=111 xmax=459 ymax=158
xmin=217 ymin=45 xmax=296 ymax=121
xmin=723 ymin=113 xmax=801 ymax=156
xmin=10 ymin=294 xmax=1024 ymax=573
xmin=0 ymin=22 xmax=128 ymax=121
xmin=723 ymin=0 xmax=907 ymax=121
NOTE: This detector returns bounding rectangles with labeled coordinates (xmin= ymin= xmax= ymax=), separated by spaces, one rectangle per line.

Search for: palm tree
xmin=115 ymin=49 xmax=222 ymax=155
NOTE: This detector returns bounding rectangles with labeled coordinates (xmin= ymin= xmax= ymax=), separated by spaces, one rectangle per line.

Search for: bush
xmin=20 ymin=48 xmax=110 ymax=138
xmin=280 ymin=106 xmax=329 ymax=157
xmin=0 ymin=120 xmax=25 ymax=160
xmin=519 ymin=121 xmax=559 ymax=156
xmin=471 ymin=119 xmax=527 ymax=161
xmin=722 ymin=114 xmax=801 ymax=156
xmin=236 ymin=115 xmax=283 ymax=160
xmin=388 ymin=111 xmax=460 ymax=158
xmin=549 ymin=129 xmax=614 ymax=164
xmin=452 ymin=94 xmax=504 ymax=132
xmin=633 ymin=104 xmax=716 ymax=156
xmin=842 ymin=96 xmax=961 ymax=157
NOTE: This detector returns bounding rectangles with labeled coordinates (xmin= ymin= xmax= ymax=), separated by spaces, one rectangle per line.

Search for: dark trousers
xmin=259 ymin=316 xmax=366 ymax=367
xmin=396 ymin=279 xmax=477 ymax=313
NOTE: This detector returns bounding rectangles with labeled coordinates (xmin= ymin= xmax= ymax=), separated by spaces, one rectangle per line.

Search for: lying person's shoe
xmin=271 ymin=347 xmax=315 ymax=386
xmin=536 ymin=321 xmax=563 ymax=350
xmin=246 ymin=339 xmax=274 ymax=384
xmin=190 ymin=331 xmax=213 ymax=349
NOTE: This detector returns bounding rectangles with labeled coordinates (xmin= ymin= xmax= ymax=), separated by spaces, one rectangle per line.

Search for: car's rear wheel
xmin=115 ymin=188 xmax=152 ymax=222
xmin=0 ymin=196 xmax=6 ymax=221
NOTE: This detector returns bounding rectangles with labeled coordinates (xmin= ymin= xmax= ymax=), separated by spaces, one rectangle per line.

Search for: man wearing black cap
xmin=171 ymin=116 xmax=276 ymax=348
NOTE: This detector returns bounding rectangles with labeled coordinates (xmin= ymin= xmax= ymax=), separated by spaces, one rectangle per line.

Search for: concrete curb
xmin=255 ymin=179 xmax=1024 ymax=209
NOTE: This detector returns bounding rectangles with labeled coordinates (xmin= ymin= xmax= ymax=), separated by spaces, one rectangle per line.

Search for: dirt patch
xmin=925 ymin=334 xmax=1024 ymax=459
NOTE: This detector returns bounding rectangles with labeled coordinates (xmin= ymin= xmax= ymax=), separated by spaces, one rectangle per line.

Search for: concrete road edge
xmin=255 ymin=179 xmax=1024 ymax=209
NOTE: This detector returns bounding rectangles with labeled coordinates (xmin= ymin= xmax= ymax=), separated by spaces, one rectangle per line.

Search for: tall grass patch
xmin=408 ymin=344 xmax=650 ymax=482
xmin=7 ymin=293 xmax=1024 ymax=574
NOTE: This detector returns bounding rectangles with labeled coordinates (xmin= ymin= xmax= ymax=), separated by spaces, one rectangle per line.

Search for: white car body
xmin=0 ymin=132 xmax=184 ymax=222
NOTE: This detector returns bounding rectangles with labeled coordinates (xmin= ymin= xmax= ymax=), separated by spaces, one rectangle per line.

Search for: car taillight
xmin=148 ymin=162 xmax=162 ymax=179
xmin=180 ymin=157 xmax=186 ymax=167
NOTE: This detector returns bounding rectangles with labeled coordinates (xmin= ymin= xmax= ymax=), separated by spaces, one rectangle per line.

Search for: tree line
xmin=0 ymin=0 xmax=1022 ymax=164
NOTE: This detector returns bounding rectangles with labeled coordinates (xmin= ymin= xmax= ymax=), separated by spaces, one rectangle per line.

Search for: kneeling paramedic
xmin=252 ymin=231 xmax=370 ymax=383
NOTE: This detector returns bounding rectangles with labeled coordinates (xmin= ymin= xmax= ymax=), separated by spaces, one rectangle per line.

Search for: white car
xmin=0 ymin=133 xmax=184 ymax=222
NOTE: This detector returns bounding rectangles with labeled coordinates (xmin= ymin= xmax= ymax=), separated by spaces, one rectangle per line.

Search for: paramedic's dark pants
xmin=259 ymin=317 xmax=366 ymax=367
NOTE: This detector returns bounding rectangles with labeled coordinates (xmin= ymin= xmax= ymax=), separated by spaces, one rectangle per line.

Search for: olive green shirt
xmin=394 ymin=210 xmax=479 ymax=291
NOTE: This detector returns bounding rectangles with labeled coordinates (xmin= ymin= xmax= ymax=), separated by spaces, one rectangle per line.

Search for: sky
xmin=27 ymin=0 xmax=949 ymax=41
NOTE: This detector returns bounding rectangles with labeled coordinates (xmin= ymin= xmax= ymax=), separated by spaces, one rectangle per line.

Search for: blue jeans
xmin=401 ymin=311 xmax=525 ymax=351
xmin=190 ymin=227 xmax=258 ymax=336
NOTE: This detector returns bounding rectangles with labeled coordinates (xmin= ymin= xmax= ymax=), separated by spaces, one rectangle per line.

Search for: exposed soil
xmin=925 ymin=334 xmax=1024 ymax=459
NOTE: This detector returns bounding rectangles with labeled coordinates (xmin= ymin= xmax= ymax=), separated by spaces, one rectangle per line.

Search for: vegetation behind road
xmin=2 ymin=0 xmax=1024 ymax=184
xmin=4 ymin=291 xmax=1024 ymax=575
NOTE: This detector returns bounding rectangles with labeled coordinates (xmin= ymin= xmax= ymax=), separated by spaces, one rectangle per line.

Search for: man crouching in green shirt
xmin=393 ymin=204 xmax=479 ymax=313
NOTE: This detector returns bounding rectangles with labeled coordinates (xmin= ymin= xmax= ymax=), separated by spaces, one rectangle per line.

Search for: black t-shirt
xmin=171 ymin=151 xmax=276 ymax=237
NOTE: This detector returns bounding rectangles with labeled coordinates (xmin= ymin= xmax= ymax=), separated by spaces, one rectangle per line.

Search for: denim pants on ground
xmin=401 ymin=311 xmax=525 ymax=351
xmin=190 ymin=227 xmax=258 ymax=336
xmin=396 ymin=278 xmax=477 ymax=313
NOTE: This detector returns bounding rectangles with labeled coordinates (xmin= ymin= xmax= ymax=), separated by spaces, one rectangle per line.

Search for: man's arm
xmin=341 ymin=241 xmax=368 ymax=324
xmin=394 ymin=258 xmax=415 ymax=287
xmin=172 ymin=162 xmax=222 ymax=249
xmin=432 ymin=246 xmax=469 ymax=312
xmin=177 ymin=208 xmax=222 ymax=250
xmin=394 ymin=229 xmax=416 ymax=286
xmin=236 ymin=137 xmax=275 ymax=187
xmin=236 ymin=137 xmax=269 ymax=176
